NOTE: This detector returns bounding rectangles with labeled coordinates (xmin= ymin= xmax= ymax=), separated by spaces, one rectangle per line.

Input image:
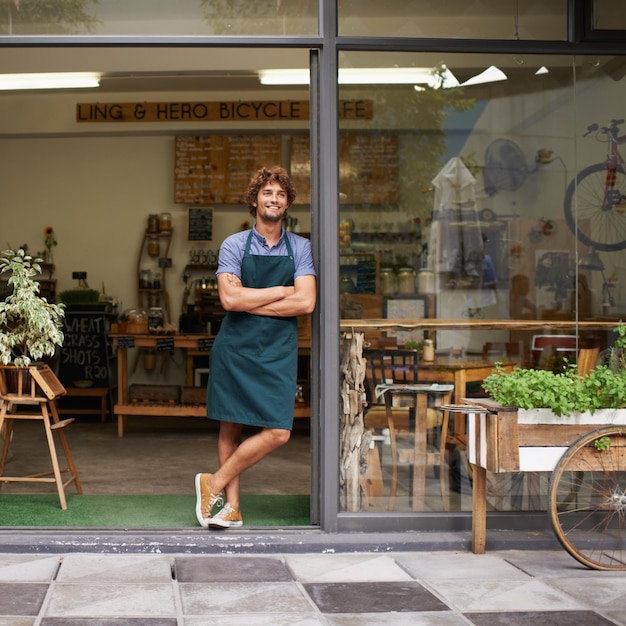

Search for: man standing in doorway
xmin=195 ymin=166 xmax=316 ymax=529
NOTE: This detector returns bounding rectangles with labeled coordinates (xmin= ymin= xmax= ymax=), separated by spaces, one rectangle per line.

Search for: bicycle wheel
xmin=564 ymin=162 xmax=626 ymax=251
xmin=548 ymin=426 xmax=626 ymax=570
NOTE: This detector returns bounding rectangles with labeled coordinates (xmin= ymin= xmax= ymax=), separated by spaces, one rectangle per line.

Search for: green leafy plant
xmin=594 ymin=436 xmax=612 ymax=452
xmin=403 ymin=341 xmax=423 ymax=351
xmin=0 ymin=249 xmax=65 ymax=366
xmin=482 ymin=322 xmax=626 ymax=417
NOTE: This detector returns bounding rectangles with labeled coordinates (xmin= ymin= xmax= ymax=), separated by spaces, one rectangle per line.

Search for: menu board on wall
xmin=175 ymin=135 xmax=282 ymax=204
xmin=290 ymin=134 xmax=399 ymax=205
xmin=175 ymin=133 xmax=398 ymax=205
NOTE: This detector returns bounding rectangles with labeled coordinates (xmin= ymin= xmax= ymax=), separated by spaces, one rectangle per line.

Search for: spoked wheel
xmin=563 ymin=163 xmax=626 ymax=251
xmin=548 ymin=427 xmax=626 ymax=570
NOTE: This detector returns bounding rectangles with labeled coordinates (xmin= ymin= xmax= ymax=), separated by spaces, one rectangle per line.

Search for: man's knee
xmin=268 ymin=428 xmax=291 ymax=447
xmin=219 ymin=421 xmax=243 ymax=445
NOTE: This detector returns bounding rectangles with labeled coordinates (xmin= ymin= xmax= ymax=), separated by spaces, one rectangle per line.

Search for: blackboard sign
xmin=188 ymin=207 xmax=214 ymax=241
xmin=117 ymin=336 xmax=135 ymax=348
xmin=58 ymin=312 xmax=112 ymax=386
xmin=156 ymin=337 xmax=175 ymax=352
xmin=197 ymin=337 xmax=215 ymax=351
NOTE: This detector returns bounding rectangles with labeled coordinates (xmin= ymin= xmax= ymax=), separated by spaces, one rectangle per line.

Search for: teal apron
xmin=206 ymin=230 xmax=298 ymax=430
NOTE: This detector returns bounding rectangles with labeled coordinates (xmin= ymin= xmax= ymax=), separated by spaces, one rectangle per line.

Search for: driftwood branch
xmin=339 ymin=330 xmax=368 ymax=512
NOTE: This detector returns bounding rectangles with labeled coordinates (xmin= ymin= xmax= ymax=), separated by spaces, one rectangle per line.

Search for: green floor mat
xmin=0 ymin=494 xmax=310 ymax=527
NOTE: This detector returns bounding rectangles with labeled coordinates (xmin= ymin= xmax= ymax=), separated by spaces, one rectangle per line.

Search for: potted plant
xmin=482 ymin=321 xmax=626 ymax=417
xmin=469 ymin=322 xmax=626 ymax=479
xmin=0 ymin=248 xmax=65 ymax=367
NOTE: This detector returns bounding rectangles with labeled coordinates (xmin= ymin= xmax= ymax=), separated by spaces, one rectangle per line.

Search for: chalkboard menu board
xmin=58 ymin=311 xmax=113 ymax=387
xmin=290 ymin=134 xmax=399 ymax=204
xmin=188 ymin=207 xmax=214 ymax=241
xmin=175 ymin=135 xmax=282 ymax=204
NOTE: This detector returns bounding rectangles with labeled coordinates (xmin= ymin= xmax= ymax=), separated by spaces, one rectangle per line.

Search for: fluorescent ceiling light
xmin=258 ymin=69 xmax=310 ymax=85
xmin=0 ymin=72 xmax=101 ymax=90
xmin=535 ymin=66 xmax=549 ymax=75
xmin=259 ymin=67 xmax=459 ymax=87
xmin=461 ymin=65 xmax=507 ymax=87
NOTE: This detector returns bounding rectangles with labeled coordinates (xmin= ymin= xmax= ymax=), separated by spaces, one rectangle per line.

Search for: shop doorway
xmin=0 ymin=46 xmax=316 ymax=527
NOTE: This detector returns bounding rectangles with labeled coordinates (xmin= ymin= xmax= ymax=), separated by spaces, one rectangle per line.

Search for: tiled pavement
xmin=0 ymin=549 xmax=625 ymax=625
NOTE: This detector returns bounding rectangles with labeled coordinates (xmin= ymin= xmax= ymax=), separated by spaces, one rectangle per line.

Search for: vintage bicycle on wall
xmin=563 ymin=118 xmax=626 ymax=252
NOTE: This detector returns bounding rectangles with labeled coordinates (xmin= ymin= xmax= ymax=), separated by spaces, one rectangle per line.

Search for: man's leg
xmin=205 ymin=425 xmax=291 ymax=504
xmin=196 ymin=423 xmax=291 ymax=527
xmin=217 ymin=421 xmax=243 ymax=509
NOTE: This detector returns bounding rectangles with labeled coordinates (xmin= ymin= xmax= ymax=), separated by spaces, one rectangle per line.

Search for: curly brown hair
xmin=245 ymin=166 xmax=297 ymax=216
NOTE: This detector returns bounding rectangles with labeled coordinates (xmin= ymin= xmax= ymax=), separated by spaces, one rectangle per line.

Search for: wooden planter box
xmin=467 ymin=406 xmax=626 ymax=474
xmin=461 ymin=399 xmax=626 ymax=555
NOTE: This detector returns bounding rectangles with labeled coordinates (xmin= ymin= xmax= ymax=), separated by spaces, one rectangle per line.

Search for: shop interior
xmin=1 ymin=3 xmax=626 ymax=525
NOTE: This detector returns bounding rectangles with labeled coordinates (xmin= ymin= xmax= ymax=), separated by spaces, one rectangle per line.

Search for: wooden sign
xmin=76 ymin=100 xmax=372 ymax=123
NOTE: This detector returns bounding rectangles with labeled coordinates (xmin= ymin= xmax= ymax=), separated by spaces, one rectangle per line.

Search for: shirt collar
xmin=252 ymin=224 xmax=285 ymax=247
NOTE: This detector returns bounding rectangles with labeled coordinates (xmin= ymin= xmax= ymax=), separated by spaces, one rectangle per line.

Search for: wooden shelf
xmin=136 ymin=229 xmax=172 ymax=323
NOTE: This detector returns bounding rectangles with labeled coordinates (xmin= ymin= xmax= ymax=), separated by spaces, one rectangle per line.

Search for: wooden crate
xmin=181 ymin=386 xmax=206 ymax=405
xmin=129 ymin=384 xmax=179 ymax=403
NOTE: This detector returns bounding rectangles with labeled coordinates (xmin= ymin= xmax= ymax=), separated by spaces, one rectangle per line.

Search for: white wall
xmin=0 ymin=90 xmax=312 ymax=385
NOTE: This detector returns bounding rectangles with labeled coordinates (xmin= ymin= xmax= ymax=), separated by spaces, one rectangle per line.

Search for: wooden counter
xmin=111 ymin=334 xmax=311 ymax=437
xmin=339 ymin=318 xmax=620 ymax=332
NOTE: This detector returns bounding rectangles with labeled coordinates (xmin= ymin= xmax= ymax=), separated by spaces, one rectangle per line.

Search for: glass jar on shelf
xmin=159 ymin=212 xmax=172 ymax=231
xmin=139 ymin=269 xmax=152 ymax=289
xmin=147 ymin=236 xmax=160 ymax=257
xmin=147 ymin=214 xmax=159 ymax=233
xmin=397 ymin=267 xmax=416 ymax=295
xmin=380 ymin=267 xmax=396 ymax=296
xmin=148 ymin=307 xmax=164 ymax=331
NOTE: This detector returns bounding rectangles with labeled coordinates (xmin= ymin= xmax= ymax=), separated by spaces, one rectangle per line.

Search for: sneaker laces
xmin=213 ymin=502 xmax=235 ymax=520
xmin=203 ymin=492 xmax=224 ymax=517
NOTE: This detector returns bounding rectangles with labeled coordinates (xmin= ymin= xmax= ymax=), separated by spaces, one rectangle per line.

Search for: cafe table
xmin=418 ymin=357 xmax=516 ymax=403
xmin=375 ymin=382 xmax=454 ymax=511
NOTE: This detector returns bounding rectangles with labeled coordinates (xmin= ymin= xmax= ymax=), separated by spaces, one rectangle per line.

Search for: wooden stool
xmin=0 ymin=365 xmax=83 ymax=510
xmin=437 ymin=403 xmax=492 ymax=553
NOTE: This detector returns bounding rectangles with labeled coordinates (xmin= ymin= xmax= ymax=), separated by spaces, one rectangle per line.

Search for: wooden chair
xmin=363 ymin=348 xmax=452 ymax=511
xmin=0 ymin=365 xmax=82 ymax=509
xmin=577 ymin=347 xmax=600 ymax=376
xmin=531 ymin=334 xmax=578 ymax=368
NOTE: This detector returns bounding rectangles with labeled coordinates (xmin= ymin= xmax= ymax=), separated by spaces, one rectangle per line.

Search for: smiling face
xmin=253 ymin=181 xmax=289 ymax=225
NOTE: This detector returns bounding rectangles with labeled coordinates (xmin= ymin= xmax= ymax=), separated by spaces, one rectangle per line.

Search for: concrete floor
xmin=1 ymin=415 xmax=312 ymax=496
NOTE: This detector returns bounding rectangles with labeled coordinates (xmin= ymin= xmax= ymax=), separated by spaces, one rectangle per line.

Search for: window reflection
xmin=339 ymin=51 xmax=626 ymax=514
xmin=338 ymin=0 xmax=567 ymax=40
xmin=0 ymin=0 xmax=318 ymax=36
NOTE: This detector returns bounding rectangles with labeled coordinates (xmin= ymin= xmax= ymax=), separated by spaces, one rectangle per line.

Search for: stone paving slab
xmin=0 ymin=551 xmax=622 ymax=625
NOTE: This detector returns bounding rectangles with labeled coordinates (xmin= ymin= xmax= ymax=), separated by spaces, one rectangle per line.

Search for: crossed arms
xmin=218 ymin=272 xmax=316 ymax=317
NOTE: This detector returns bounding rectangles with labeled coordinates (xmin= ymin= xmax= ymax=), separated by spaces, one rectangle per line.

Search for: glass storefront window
xmin=338 ymin=51 xmax=626 ymax=515
xmin=592 ymin=0 xmax=626 ymax=31
xmin=338 ymin=0 xmax=567 ymax=40
xmin=0 ymin=0 xmax=318 ymax=36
